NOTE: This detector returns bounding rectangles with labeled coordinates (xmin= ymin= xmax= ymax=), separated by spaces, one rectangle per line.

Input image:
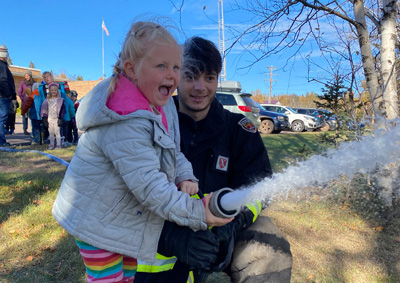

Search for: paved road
xmin=4 ymin=115 xmax=82 ymax=146
xmin=4 ymin=114 xmax=32 ymax=146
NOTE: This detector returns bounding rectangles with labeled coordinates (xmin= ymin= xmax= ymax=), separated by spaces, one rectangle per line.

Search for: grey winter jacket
xmin=52 ymin=78 xmax=206 ymax=262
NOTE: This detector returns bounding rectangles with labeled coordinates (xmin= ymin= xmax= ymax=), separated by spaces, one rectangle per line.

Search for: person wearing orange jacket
xmin=21 ymin=83 xmax=44 ymax=144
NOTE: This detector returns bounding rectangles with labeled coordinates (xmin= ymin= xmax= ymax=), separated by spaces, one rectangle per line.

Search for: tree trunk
xmin=353 ymin=0 xmax=384 ymax=118
xmin=380 ymin=0 xmax=399 ymax=119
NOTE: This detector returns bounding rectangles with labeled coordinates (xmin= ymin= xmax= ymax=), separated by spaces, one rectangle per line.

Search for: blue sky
xmin=2 ymin=0 xmax=330 ymax=96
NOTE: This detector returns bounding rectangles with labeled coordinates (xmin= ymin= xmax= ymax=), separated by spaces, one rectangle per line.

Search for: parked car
xmin=255 ymin=102 xmax=289 ymax=134
xmin=215 ymin=81 xmax=261 ymax=128
xmin=316 ymin=109 xmax=338 ymax=131
xmin=293 ymin=107 xmax=329 ymax=131
xmin=261 ymin=104 xmax=317 ymax=132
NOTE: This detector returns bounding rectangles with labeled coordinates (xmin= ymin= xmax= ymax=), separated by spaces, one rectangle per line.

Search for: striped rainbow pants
xmin=75 ymin=239 xmax=137 ymax=282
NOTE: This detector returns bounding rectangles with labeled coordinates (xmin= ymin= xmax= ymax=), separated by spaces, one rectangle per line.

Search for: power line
xmin=265 ymin=65 xmax=278 ymax=103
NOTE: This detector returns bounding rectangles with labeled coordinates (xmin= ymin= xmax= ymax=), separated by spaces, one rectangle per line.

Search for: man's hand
xmin=178 ymin=180 xmax=199 ymax=196
xmin=211 ymin=208 xmax=255 ymax=241
xmin=203 ymin=193 xmax=233 ymax=227
xmin=158 ymin=221 xmax=219 ymax=270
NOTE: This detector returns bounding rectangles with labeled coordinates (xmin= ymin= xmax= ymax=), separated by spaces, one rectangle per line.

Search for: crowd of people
xmin=0 ymin=45 xmax=80 ymax=148
xmin=1 ymin=20 xmax=293 ymax=283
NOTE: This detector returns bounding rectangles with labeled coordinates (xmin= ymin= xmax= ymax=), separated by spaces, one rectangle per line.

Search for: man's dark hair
xmin=182 ymin=37 xmax=222 ymax=77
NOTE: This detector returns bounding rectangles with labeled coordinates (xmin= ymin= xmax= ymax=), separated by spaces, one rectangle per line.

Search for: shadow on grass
xmin=372 ymin=216 xmax=400 ymax=280
xmin=0 ymin=162 xmax=66 ymax=224
xmin=1 ymin=233 xmax=85 ymax=282
xmin=275 ymin=201 xmax=400 ymax=281
xmin=329 ymin=175 xmax=400 ymax=279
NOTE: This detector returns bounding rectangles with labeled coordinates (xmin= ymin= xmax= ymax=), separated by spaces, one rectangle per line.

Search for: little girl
xmin=52 ymin=21 xmax=231 ymax=282
xmin=40 ymin=83 xmax=65 ymax=149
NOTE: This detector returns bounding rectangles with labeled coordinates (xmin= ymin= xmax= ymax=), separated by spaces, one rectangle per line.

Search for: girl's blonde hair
xmin=108 ymin=21 xmax=179 ymax=94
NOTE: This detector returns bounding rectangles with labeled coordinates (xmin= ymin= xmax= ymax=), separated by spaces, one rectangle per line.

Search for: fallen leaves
xmin=307 ymin=274 xmax=315 ymax=280
xmin=32 ymin=199 xmax=44 ymax=206
xmin=8 ymin=228 xmax=22 ymax=235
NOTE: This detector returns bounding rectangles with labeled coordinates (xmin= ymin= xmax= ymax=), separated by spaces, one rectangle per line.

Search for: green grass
xmin=0 ymin=145 xmax=85 ymax=282
xmin=1 ymin=132 xmax=399 ymax=283
xmin=262 ymin=131 xmax=335 ymax=172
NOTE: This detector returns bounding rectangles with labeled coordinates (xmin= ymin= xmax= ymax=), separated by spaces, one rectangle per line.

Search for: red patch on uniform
xmin=216 ymin=155 xmax=229 ymax=172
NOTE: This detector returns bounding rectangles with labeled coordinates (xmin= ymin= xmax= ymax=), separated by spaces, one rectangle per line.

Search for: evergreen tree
xmin=315 ymin=78 xmax=345 ymax=115
xmin=29 ymin=61 xmax=35 ymax=68
xmin=315 ymin=77 xmax=366 ymax=144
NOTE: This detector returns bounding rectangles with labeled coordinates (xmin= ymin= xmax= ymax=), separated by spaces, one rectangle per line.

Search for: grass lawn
xmin=0 ymin=132 xmax=399 ymax=282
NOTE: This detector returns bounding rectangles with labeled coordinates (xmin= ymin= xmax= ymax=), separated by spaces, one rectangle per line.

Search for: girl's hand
xmin=178 ymin=180 xmax=199 ymax=196
xmin=203 ymin=193 xmax=233 ymax=227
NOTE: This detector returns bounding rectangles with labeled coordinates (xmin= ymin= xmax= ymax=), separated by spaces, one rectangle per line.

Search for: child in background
xmin=21 ymin=83 xmax=42 ymax=144
xmin=40 ymin=83 xmax=65 ymax=149
xmin=52 ymin=21 xmax=231 ymax=283
xmin=61 ymin=89 xmax=75 ymax=147
xmin=71 ymin=90 xmax=80 ymax=112
xmin=66 ymin=90 xmax=79 ymax=145
xmin=18 ymin=70 xmax=36 ymax=135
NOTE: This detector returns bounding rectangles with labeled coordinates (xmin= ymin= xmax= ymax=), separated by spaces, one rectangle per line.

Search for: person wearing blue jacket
xmin=38 ymin=71 xmax=71 ymax=144
xmin=60 ymin=92 xmax=75 ymax=146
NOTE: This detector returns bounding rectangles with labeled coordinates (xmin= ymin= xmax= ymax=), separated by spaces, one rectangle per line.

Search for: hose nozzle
xmin=209 ymin=188 xmax=239 ymax=218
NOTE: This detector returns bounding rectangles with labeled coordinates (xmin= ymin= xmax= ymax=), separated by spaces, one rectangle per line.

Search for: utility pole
xmin=218 ymin=0 xmax=227 ymax=81
xmin=265 ymin=65 xmax=278 ymax=103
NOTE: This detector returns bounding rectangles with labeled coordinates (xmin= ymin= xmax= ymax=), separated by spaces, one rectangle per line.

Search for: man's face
xmin=44 ymin=73 xmax=53 ymax=84
xmin=178 ymin=72 xmax=218 ymax=120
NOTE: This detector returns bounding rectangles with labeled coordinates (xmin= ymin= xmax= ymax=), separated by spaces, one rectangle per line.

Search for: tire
xmin=320 ymin=122 xmax=330 ymax=132
xmin=259 ymin=119 xmax=274 ymax=134
xmin=291 ymin=120 xmax=305 ymax=132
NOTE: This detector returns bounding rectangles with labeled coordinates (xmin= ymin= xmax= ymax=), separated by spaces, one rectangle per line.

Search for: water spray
xmin=211 ymin=120 xmax=400 ymax=212
xmin=208 ymin=188 xmax=240 ymax=218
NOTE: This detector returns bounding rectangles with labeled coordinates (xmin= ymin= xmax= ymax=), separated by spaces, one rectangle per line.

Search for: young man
xmin=136 ymin=37 xmax=292 ymax=283
xmin=0 ymin=44 xmax=15 ymax=146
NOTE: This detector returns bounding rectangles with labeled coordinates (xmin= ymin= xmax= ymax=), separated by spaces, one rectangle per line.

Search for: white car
xmin=261 ymin=104 xmax=317 ymax=132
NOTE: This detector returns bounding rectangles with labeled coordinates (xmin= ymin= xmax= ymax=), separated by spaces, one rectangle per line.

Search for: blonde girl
xmin=52 ymin=21 xmax=231 ymax=282
xmin=40 ymin=83 xmax=65 ymax=149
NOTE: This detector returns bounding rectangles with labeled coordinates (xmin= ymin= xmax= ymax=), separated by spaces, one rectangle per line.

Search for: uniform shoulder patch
xmin=238 ymin=117 xmax=257 ymax=133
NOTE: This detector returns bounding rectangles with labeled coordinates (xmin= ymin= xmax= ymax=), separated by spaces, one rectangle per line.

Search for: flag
xmin=102 ymin=20 xmax=109 ymax=36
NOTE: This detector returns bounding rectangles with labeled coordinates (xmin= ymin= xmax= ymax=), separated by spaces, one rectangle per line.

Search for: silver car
xmin=215 ymin=81 xmax=261 ymax=128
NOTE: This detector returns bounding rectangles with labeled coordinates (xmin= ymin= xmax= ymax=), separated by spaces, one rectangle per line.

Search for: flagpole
xmin=102 ymin=19 xmax=105 ymax=79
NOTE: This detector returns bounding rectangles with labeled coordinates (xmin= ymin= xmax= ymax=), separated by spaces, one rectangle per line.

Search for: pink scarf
xmin=106 ymin=75 xmax=168 ymax=131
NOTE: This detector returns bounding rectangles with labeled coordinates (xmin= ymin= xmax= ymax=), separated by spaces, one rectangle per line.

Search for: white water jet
xmin=220 ymin=121 xmax=400 ymax=212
